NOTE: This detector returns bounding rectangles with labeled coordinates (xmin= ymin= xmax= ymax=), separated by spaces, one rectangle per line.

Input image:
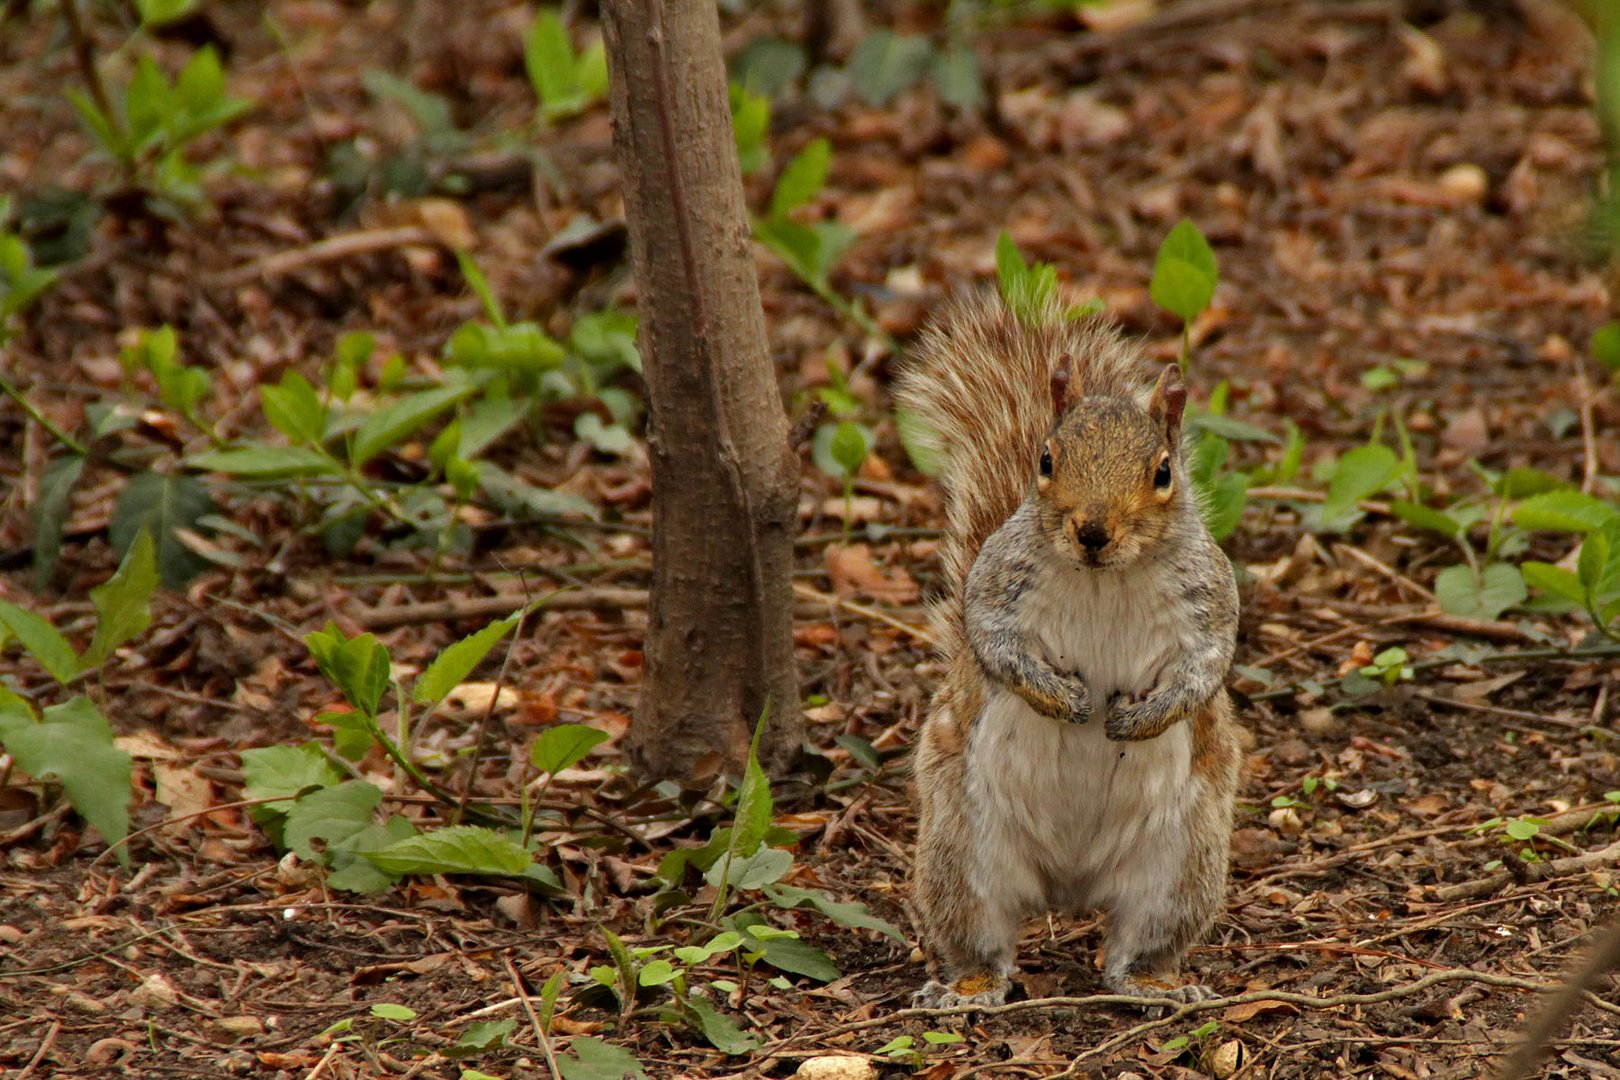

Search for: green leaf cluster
xmin=527 ymin=9 xmax=609 ymax=123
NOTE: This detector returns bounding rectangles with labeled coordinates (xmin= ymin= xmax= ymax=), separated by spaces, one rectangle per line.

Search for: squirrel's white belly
xmin=965 ymin=562 xmax=1200 ymax=916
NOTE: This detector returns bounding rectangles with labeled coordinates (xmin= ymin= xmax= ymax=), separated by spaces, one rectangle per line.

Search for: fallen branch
xmin=213 ymin=226 xmax=439 ymax=287
xmin=1432 ymin=838 xmax=1620 ymax=902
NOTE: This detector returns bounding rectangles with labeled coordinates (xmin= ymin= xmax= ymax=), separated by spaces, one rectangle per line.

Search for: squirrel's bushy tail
xmin=896 ymin=294 xmax=1149 ymax=638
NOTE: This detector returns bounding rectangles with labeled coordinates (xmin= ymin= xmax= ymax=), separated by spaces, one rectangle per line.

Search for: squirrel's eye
xmin=1154 ymin=457 xmax=1172 ymax=489
xmin=1039 ymin=448 xmax=1053 ymax=478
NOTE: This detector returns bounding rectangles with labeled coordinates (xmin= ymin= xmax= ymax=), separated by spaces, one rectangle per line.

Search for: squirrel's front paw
xmin=1105 ymin=693 xmax=1154 ymax=741
xmin=1056 ymin=675 xmax=1092 ymax=724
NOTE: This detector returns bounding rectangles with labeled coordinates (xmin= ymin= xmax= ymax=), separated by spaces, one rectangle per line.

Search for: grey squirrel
xmin=897 ymin=294 xmax=1240 ymax=1007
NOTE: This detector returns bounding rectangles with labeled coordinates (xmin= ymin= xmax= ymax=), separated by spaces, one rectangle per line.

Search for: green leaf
xmin=557 ymin=1037 xmax=649 ymax=1080
xmin=283 ymin=781 xmax=383 ymax=864
xmin=894 ymin=408 xmax=942 ymax=477
xmin=673 ymin=931 xmax=745 ymax=966
xmin=135 ymin=0 xmax=200 ymax=28
xmin=1594 ymin=322 xmax=1620 ymax=373
xmin=110 ymin=472 xmax=216 ymax=588
xmin=1389 ymin=501 xmax=1465 ymax=541
xmin=1318 ymin=445 xmax=1402 ymax=528
xmin=0 ymin=601 xmax=80 ymax=683
xmin=1504 ymin=818 xmax=1541 ymax=842
xmin=847 ymin=30 xmax=933 ymax=107
xmin=83 ymin=528 xmax=158 ymax=668
xmin=1521 ymin=561 xmax=1586 ymax=605
xmin=414 ymin=615 xmax=519 ymax=706
xmin=928 ymin=45 xmax=983 ymax=109
xmin=684 ymin=998 xmax=759 ymax=1056
xmin=68 ymin=90 xmax=125 ymax=160
xmin=0 ymin=697 xmax=131 ymax=865
xmin=361 ymin=69 xmax=464 ymax=154
xmin=1149 ymin=219 xmax=1219 ymax=324
xmin=1434 ymin=563 xmax=1527 ymax=621
xmin=1186 ymin=412 xmax=1279 ymax=443
xmin=765 ymin=884 xmax=905 ymax=941
xmin=1495 ymin=467 xmax=1572 ymax=499
xmin=531 ymin=723 xmax=610 ymax=775
xmin=240 ymin=743 xmax=343 ymax=807
xmin=1514 ymin=491 xmax=1620 ymax=534
xmin=995 ymin=231 xmax=1057 ymax=323
xmin=352 ymin=384 xmax=476 ymax=467
xmin=637 ymin=959 xmax=677 ymax=986
xmin=325 ymin=815 xmax=416 ymax=892
xmin=360 ymin=824 xmax=532 ymax=877
xmin=730 ymin=83 xmax=771 ymax=174
xmin=706 ymin=847 xmax=792 ymax=890
xmin=748 ymin=935 xmax=840 ymax=981
xmin=371 ymin=1002 xmax=417 ymax=1021
xmin=188 ymin=445 xmax=338 ymax=479
xmin=31 ymin=454 xmax=85 ymax=590
xmin=1199 ymin=470 xmax=1249 ymax=542
xmin=305 ymin=623 xmax=392 ymax=717
xmin=260 ymin=371 xmax=328 ymax=445
xmin=731 ymin=37 xmax=807 ymax=98
xmin=528 ymin=10 xmax=582 ymax=119
xmin=922 ymin=1031 xmax=965 ymax=1044
xmin=770 ymin=138 xmax=832 ymax=219
xmin=575 ymin=414 xmax=634 ymax=456
xmin=828 ymin=421 xmax=869 ymax=478
xmin=1578 ymin=527 xmax=1612 ymax=592
xmin=453 ymin=1019 xmax=516 ymax=1055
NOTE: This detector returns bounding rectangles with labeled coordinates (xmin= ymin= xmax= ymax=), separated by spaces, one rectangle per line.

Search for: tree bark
xmin=599 ymin=0 xmax=802 ymax=778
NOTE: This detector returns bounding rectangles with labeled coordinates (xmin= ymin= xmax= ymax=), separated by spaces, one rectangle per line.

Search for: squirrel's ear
xmin=1051 ymin=353 xmax=1076 ymax=415
xmin=1148 ymin=366 xmax=1187 ymax=440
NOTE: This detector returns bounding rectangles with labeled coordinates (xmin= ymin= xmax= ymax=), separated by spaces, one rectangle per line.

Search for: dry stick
xmin=1415 ymin=690 xmax=1591 ymax=730
xmin=213 ymin=225 xmax=439 ymax=287
xmin=1432 ymin=837 xmax=1620 ymax=902
xmin=1334 ymin=541 xmax=1437 ymax=604
xmin=792 ymin=582 xmax=936 ymax=645
xmin=502 ymin=952 xmax=563 ymax=1079
xmin=764 ymin=968 xmax=1572 ymax=1056
xmin=1492 ymin=920 xmax=1620 ymax=1080
xmin=16 ymin=1019 xmax=59 ymax=1080
xmin=1575 ymin=356 xmax=1601 ymax=496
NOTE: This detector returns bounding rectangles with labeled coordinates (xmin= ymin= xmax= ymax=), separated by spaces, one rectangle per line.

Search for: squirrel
xmin=896 ymin=292 xmax=1241 ymax=1009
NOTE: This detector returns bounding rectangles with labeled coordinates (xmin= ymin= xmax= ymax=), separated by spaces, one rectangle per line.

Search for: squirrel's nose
xmin=1074 ymin=521 xmax=1110 ymax=552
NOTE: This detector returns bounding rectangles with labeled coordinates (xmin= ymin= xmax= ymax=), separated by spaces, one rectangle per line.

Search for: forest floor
xmin=3 ymin=0 xmax=1620 ymax=1077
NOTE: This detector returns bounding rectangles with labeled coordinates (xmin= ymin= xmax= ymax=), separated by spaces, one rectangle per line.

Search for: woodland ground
xmin=3 ymin=0 xmax=1620 ymax=1077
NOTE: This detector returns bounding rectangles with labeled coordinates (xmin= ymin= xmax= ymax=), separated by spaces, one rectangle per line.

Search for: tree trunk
xmin=599 ymin=0 xmax=802 ymax=778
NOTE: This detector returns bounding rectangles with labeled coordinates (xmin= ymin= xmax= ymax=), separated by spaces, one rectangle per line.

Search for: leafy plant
xmin=0 ymin=531 xmax=160 ymax=866
xmin=527 ymin=8 xmax=609 ymax=123
xmin=69 ymin=45 xmax=254 ymax=208
xmin=1150 ymin=218 xmax=1219 ymax=373
xmin=0 ymin=196 xmax=58 ymax=345
xmin=241 ymin=610 xmax=572 ymax=894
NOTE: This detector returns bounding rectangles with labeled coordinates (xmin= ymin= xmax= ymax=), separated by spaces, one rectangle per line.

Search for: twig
xmin=213 ymin=226 xmax=439 ymax=287
xmin=764 ymin=967 xmax=1570 ymax=1055
xmin=1246 ymin=485 xmax=1390 ymax=516
xmin=792 ymin=582 xmax=935 ymax=645
xmin=1432 ymin=838 xmax=1620 ymax=902
xmin=352 ymin=587 xmax=649 ymax=629
xmin=0 ymin=376 xmax=91 ymax=457
xmin=1414 ymin=691 xmax=1591 ymax=730
xmin=16 ymin=1019 xmax=59 ymax=1080
xmin=1333 ymin=541 xmax=1437 ymax=604
xmin=1493 ymin=920 xmax=1620 ymax=1080
xmin=1575 ymin=351 xmax=1601 ymax=496
xmin=503 ymin=952 xmax=562 ymax=1080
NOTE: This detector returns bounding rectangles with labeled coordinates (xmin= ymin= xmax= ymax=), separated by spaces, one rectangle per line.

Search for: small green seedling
xmin=1150 ymin=218 xmax=1218 ymax=373
xmin=527 ymin=9 xmax=608 ymax=122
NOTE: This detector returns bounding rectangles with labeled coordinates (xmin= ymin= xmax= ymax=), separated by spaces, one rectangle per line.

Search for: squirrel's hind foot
xmin=912 ymin=972 xmax=1011 ymax=1010
xmin=1110 ymin=973 xmax=1217 ymax=1013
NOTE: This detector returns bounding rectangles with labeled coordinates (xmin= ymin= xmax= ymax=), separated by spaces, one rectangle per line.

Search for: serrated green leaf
xmin=0 ymin=601 xmax=79 ymax=684
xmin=283 ymin=781 xmax=382 ymax=864
xmin=706 ymin=847 xmax=791 ymax=891
xmin=360 ymin=824 xmax=532 ymax=877
xmin=110 ymin=472 xmax=216 ymax=588
xmin=304 ymin=623 xmax=392 ymax=717
xmin=770 ymin=138 xmax=832 ymax=219
xmin=414 ymin=615 xmax=519 ymax=706
xmin=240 ymin=743 xmax=343 ymax=807
xmin=1150 ymin=219 xmax=1219 ymax=323
xmin=531 ymin=723 xmax=610 ymax=775
xmin=0 ymin=697 xmax=131 ymax=865
xmin=326 ymin=815 xmax=416 ymax=892
xmin=31 ymin=454 xmax=85 ymax=590
xmin=83 ymin=528 xmax=158 ymax=668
